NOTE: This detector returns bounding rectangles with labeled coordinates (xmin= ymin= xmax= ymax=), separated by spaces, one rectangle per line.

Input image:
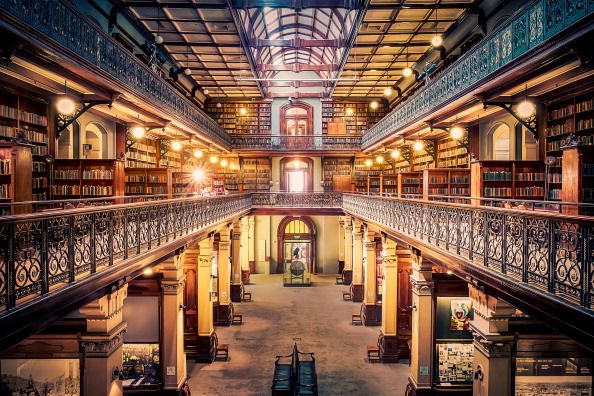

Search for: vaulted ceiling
xmin=125 ymin=0 xmax=478 ymax=99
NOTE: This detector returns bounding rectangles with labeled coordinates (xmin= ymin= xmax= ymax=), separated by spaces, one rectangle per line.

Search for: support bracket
xmin=483 ymin=101 xmax=538 ymax=141
xmin=427 ymin=122 xmax=469 ymax=150
xmin=56 ymin=100 xmax=112 ymax=138
xmin=126 ymin=126 xmax=164 ymax=151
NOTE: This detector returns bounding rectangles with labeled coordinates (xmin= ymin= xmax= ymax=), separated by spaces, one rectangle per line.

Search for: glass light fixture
xmin=171 ymin=140 xmax=182 ymax=151
xmin=192 ymin=169 xmax=205 ymax=182
xmin=155 ymin=35 xmax=164 ymax=45
xmin=431 ymin=35 xmax=443 ymax=47
xmin=346 ymin=108 xmax=354 ymax=116
xmin=370 ymin=101 xmax=379 ymax=110
xmin=403 ymin=67 xmax=413 ymax=77
xmin=216 ymin=102 xmax=222 ymax=108
xmin=209 ymin=154 xmax=219 ymax=164
xmin=239 ymin=107 xmax=247 ymax=116
xmin=413 ymin=140 xmax=424 ymax=151
xmin=203 ymin=88 xmax=209 ymax=95
xmin=383 ymin=87 xmax=393 ymax=96
xmin=365 ymin=158 xmax=373 ymax=167
xmin=194 ymin=149 xmax=203 ymax=158
xmin=391 ymin=148 xmax=401 ymax=159
xmin=56 ymin=96 xmax=76 ymax=116
xmin=375 ymin=155 xmax=384 ymax=164
xmin=143 ymin=267 xmax=154 ymax=275
xmin=131 ymin=125 xmax=146 ymax=139
xmin=220 ymin=159 xmax=229 ymax=168
xmin=183 ymin=68 xmax=192 ymax=76
xmin=450 ymin=126 xmax=465 ymax=140
xmin=517 ymin=100 xmax=535 ymax=118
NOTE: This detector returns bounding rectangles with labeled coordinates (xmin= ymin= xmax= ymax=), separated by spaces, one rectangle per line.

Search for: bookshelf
xmin=470 ymin=161 xmax=545 ymax=201
xmin=52 ymin=159 xmax=125 ymax=198
xmin=411 ymin=144 xmax=436 ymax=172
xmin=172 ymin=171 xmax=196 ymax=195
xmin=422 ymin=169 xmax=471 ymax=200
xmin=322 ymin=101 xmax=385 ymax=135
xmin=561 ymin=146 xmax=594 ymax=215
xmin=382 ymin=173 xmax=398 ymax=195
xmin=545 ymin=90 xmax=594 ymax=189
xmin=126 ymin=141 xmax=158 ymax=168
xmin=353 ymin=158 xmax=382 ymax=193
xmin=213 ymin=164 xmax=240 ymax=193
xmin=160 ymin=150 xmax=182 ymax=170
xmin=322 ymin=157 xmax=352 ymax=191
xmin=398 ymin=172 xmax=423 ymax=197
xmin=436 ymin=137 xmax=469 ymax=168
xmin=207 ymin=101 xmax=272 ymax=135
xmin=0 ymin=143 xmax=32 ymax=214
xmin=125 ymin=168 xmax=172 ymax=196
xmin=241 ymin=157 xmax=271 ymax=192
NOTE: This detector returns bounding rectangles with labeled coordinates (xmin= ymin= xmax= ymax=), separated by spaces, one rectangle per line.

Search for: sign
xmin=167 ymin=366 xmax=176 ymax=376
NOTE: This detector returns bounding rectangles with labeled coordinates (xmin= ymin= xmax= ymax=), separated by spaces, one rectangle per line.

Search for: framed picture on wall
xmin=0 ymin=358 xmax=80 ymax=395
xmin=122 ymin=343 xmax=161 ymax=387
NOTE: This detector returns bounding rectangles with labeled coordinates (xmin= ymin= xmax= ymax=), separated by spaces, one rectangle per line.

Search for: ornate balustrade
xmin=0 ymin=0 xmax=231 ymax=149
xmin=342 ymin=193 xmax=594 ymax=311
xmin=231 ymin=134 xmax=361 ymax=151
xmin=0 ymin=194 xmax=251 ymax=312
xmin=362 ymin=0 xmax=594 ymax=149
xmin=251 ymin=192 xmax=343 ymax=208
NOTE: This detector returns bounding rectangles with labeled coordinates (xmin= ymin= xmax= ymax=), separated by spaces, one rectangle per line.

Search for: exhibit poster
xmin=0 ymin=358 xmax=80 ymax=395
xmin=435 ymin=296 xmax=474 ymax=340
xmin=436 ymin=343 xmax=474 ymax=384
xmin=449 ymin=299 xmax=472 ymax=331
xmin=515 ymin=357 xmax=592 ymax=396
xmin=122 ymin=343 xmax=161 ymax=387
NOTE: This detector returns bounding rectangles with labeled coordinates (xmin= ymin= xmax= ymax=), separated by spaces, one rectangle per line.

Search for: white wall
xmin=56 ymin=112 xmax=116 ymax=159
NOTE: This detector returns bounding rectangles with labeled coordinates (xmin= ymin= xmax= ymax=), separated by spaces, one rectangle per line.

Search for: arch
xmin=57 ymin=126 xmax=73 ymax=159
xmin=280 ymin=101 xmax=313 ymax=136
xmin=277 ymin=216 xmax=317 ymax=274
xmin=83 ymin=122 xmax=109 ymax=159
xmin=487 ymin=122 xmax=512 ymax=160
xmin=521 ymin=127 xmax=538 ymax=160
xmin=280 ymin=157 xmax=314 ymax=192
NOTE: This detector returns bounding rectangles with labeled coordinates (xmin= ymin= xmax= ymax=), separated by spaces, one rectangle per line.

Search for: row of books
xmin=20 ymin=111 xmax=48 ymax=126
xmin=576 ymin=98 xmax=593 ymax=113
xmin=515 ymin=172 xmax=545 ymax=181
xmin=402 ymin=187 xmax=420 ymax=193
xmin=0 ymin=158 xmax=11 ymax=175
xmin=450 ymin=176 xmax=470 ymax=183
xmin=437 ymin=157 xmax=469 ymax=168
xmin=576 ymin=118 xmax=593 ymax=131
xmin=483 ymin=187 xmax=512 ymax=197
xmin=0 ymin=184 xmax=8 ymax=198
xmin=82 ymin=169 xmax=113 ymax=179
xmin=546 ymin=120 xmax=574 ymax=136
xmin=0 ymin=105 xmax=17 ymax=119
xmin=451 ymin=187 xmax=470 ymax=195
xmin=483 ymin=171 xmax=512 ymax=181
xmin=31 ymin=146 xmax=47 ymax=156
xmin=127 ymin=151 xmax=156 ymax=163
xmin=32 ymin=177 xmax=47 ymax=188
xmin=129 ymin=142 xmax=157 ymax=153
xmin=515 ymin=187 xmax=544 ymax=197
xmin=437 ymin=147 xmax=467 ymax=158
xmin=33 ymin=161 xmax=46 ymax=172
xmin=548 ymin=105 xmax=574 ymax=120
xmin=125 ymin=186 xmax=168 ymax=194
xmin=54 ymin=170 xmax=79 ymax=179
xmin=549 ymin=189 xmax=561 ymax=200
xmin=548 ymin=173 xmax=562 ymax=183
xmin=33 ymin=192 xmax=47 ymax=201
xmin=125 ymin=175 xmax=168 ymax=183
xmin=126 ymin=160 xmax=156 ymax=168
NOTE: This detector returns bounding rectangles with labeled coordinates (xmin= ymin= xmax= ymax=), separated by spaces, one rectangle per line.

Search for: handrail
xmin=362 ymin=0 xmax=594 ymax=149
xmin=231 ymin=134 xmax=362 ymax=150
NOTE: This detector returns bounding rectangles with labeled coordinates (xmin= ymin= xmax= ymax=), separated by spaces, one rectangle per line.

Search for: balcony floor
xmin=187 ymin=274 xmax=410 ymax=395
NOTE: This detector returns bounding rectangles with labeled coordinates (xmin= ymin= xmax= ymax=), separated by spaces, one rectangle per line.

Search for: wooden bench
xmin=335 ymin=272 xmax=344 ymax=284
xmin=213 ymin=333 xmax=229 ymax=361
xmin=367 ymin=334 xmax=383 ymax=363
xmin=272 ymin=347 xmax=296 ymax=396
xmin=295 ymin=345 xmax=318 ymax=396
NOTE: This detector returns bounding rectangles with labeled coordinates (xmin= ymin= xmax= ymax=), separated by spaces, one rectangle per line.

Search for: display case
xmin=282 ymin=241 xmax=312 ymax=287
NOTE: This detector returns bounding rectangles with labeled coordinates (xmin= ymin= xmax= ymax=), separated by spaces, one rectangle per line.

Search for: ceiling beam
xmin=232 ymin=0 xmax=364 ymax=9
xmin=260 ymin=81 xmax=331 ymax=87
xmin=258 ymin=63 xmax=338 ymax=72
xmin=268 ymin=91 xmax=326 ymax=98
xmin=254 ymin=38 xmax=344 ymax=48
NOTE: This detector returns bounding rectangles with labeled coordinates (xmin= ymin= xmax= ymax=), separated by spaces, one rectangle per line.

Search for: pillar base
xmin=338 ymin=260 xmax=345 ymax=274
xmin=214 ymin=304 xmax=233 ymax=326
xmin=241 ymin=269 xmax=251 ymax=285
xmin=342 ymin=269 xmax=352 ymax=285
xmin=231 ymin=284 xmax=243 ymax=302
xmin=352 ymin=284 xmax=363 ymax=302
xmin=407 ymin=380 xmax=433 ymax=396
xmin=363 ymin=303 xmax=381 ymax=326
xmin=380 ymin=335 xmax=400 ymax=363
xmin=185 ymin=333 xmax=215 ymax=363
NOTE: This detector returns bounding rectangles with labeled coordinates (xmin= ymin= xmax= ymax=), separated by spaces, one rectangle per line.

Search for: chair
xmin=367 ymin=334 xmax=383 ymax=363
xmin=335 ymin=272 xmax=344 ymax=284
xmin=342 ymin=284 xmax=352 ymax=301
xmin=242 ymin=288 xmax=252 ymax=302
xmin=351 ymin=304 xmax=363 ymax=326
xmin=213 ymin=333 xmax=229 ymax=361
xmin=232 ymin=313 xmax=243 ymax=325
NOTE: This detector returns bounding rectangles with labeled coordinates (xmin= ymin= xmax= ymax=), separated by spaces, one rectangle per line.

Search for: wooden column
xmin=380 ymin=237 xmax=399 ymax=362
xmin=351 ymin=219 xmax=364 ymax=302
xmin=196 ymin=237 xmax=215 ymax=363
xmin=409 ymin=252 xmax=434 ymax=395
xmin=230 ymin=220 xmax=243 ymax=302
xmin=248 ymin=216 xmax=256 ymax=273
xmin=362 ymin=228 xmax=379 ymax=325
xmin=468 ymin=284 xmax=516 ymax=396
xmin=161 ymin=250 xmax=187 ymax=391
xmin=240 ymin=217 xmax=250 ymax=284
xmin=79 ymin=285 xmax=128 ymax=396
xmin=343 ymin=216 xmax=353 ymax=285
xmin=215 ymin=226 xmax=233 ymax=325
xmin=338 ymin=217 xmax=345 ymax=273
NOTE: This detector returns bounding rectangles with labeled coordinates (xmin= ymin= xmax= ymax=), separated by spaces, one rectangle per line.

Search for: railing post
xmin=547 ymin=220 xmax=556 ymax=295
xmin=90 ymin=213 xmax=97 ymax=275
xmin=68 ymin=215 xmax=75 ymax=283
xmin=501 ymin=214 xmax=507 ymax=275
xmin=108 ymin=211 xmax=114 ymax=267
xmin=483 ymin=211 xmax=489 ymax=267
xmin=581 ymin=224 xmax=590 ymax=308
xmin=6 ymin=222 xmax=16 ymax=309
xmin=522 ymin=216 xmax=529 ymax=283
xmin=40 ymin=219 xmax=48 ymax=295
xmin=123 ymin=209 xmax=129 ymax=260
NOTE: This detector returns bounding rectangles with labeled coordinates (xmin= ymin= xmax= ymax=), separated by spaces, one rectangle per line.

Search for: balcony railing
xmin=251 ymin=192 xmax=343 ymax=208
xmin=0 ymin=0 xmax=231 ymax=149
xmin=362 ymin=0 xmax=594 ymax=149
xmin=342 ymin=193 xmax=594 ymax=311
xmin=231 ymin=134 xmax=361 ymax=150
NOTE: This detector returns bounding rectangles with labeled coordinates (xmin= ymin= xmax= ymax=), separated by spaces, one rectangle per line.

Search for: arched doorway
xmin=280 ymin=157 xmax=313 ymax=192
xmin=280 ymin=101 xmax=313 ymax=148
xmin=489 ymin=122 xmax=512 ymax=160
xmin=277 ymin=216 xmax=317 ymax=274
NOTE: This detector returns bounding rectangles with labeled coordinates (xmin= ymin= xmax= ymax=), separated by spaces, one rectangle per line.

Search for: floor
xmin=187 ymin=274 xmax=410 ymax=396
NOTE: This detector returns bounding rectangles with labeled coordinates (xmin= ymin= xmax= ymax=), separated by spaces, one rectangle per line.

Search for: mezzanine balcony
xmin=231 ymin=134 xmax=362 ymax=151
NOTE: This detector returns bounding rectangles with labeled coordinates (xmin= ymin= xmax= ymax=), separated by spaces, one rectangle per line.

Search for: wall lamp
xmin=483 ymin=96 xmax=538 ymax=140
xmin=427 ymin=121 xmax=469 ymax=150
xmin=56 ymin=96 xmax=112 ymax=138
xmin=125 ymin=125 xmax=165 ymax=150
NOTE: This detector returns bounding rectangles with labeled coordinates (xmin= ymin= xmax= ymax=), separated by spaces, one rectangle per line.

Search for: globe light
xmin=143 ymin=267 xmax=154 ymax=275
xmin=431 ymin=35 xmax=443 ymax=47
xmin=155 ymin=35 xmax=164 ymax=45
xmin=203 ymin=89 xmax=209 ymax=95
xmin=364 ymin=159 xmax=373 ymax=167
xmin=183 ymin=68 xmax=192 ymax=76
xmin=216 ymin=102 xmax=222 ymax=108
xmin=413 ymin=140 xmax=424 ymax=151
xmin=403 ymin=67 xmax=413 ymax=77
xmin=56 ymin=96 xmax=76 ymax=116
xmin=131 ymin=125 xmax=146 ymax=139
xmin=375 ymin=155 xmax=384 ymax=164
xmin=194 ymin=149 xmax=203 ymax=158
xmin=220 ymin=159 xmax=229 ymax=168
xmin=209 ymin=154 xmax=219 ymax=164
xmin=171 ymin=140 xmax=182 ymax=151
xmin=192 ymin=169 xmax=205 ymax=183
xmin=391 ymin=149 xmax=401 ymax=159
xmin=450 ymin=126 xmax=465 ymax=140
xmin=239 ymin=107 xmax=248 ymax=116
xmin=383 ymin=87 xmax=393 ymax=96
xmin=345 ymin=108 xmax=354 ymax=116
xmin=370 ymin=101 xmax=379 ymax=110
xmin=517 ymin=100 xmax=535 ymax=118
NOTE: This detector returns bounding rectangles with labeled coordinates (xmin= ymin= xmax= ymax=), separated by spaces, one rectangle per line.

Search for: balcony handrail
xmin=362 ymin=0 xmax=594 ymax=149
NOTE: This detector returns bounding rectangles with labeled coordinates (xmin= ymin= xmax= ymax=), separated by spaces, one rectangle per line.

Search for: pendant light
xmin=155 ymin=7 xmax=163 ymax=45
xmin=517 ymin=85 xmax=535 ymax=118
xmin=56 ymin=80 xmax=76 ymax=115
xmin=391 ymin=148 xmax=401 ymax=159
xmin=403 ymin=46 xmax=413 ymax=77
xmin=184 ymin=45 xmax=191 ymax=75
xmin=431 ymin=7 xmax=442 ymax=47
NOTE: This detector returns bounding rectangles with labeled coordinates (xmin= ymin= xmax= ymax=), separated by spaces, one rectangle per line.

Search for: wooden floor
xmin=187 ymin=274 xmax=410 ymax=395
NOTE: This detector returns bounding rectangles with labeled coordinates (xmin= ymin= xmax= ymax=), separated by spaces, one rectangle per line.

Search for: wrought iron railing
xmin=231 ymin=134 xmax=361 ymax=150
xmin=0 ymin=194 xmax=251 ymax=311
xmin=0 ymin=0 xmax=231 ymax=149
xmin=362 ymin=0 xmax=594 ymax=149
xmin=251 ymin=192 xmax=343 ymax=208
xmin=342 ymin=193 xmax=594 ymax=310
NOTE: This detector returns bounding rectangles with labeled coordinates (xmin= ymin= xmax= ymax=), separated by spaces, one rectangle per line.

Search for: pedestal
xmin=363 ymin=303 xmax=381 ymax=326
xmin=342 ymin=269 xmax=352 ymax=285
xmin=380 ymin=334 xmax=400 ymax=363
xmin=352 ymin=284 xmax=364 ymax=302
xmin=230 ymin=284 xmax=243 ymax=302
xmin=241 ymin=269 xmax=251 ymax=285
xmin=194 ymin=334 xmax=216 ymax=363
xmin=214 ymin=303 xmax=233 ymax=326
xmin=338 ymin=260 xmax=345 ymax=274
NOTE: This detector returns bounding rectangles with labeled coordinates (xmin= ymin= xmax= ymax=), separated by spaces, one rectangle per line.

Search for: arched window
xmin=277 ymin=216 xmax=317 ymax=274
xmin=522 ymin=129 xmax=538 ymax=160
xmin=280 ymin=157 xmax=313 ymax=192
xmin=491 ymin=123 xmax=511 ymax=160
xmin=281 ymin=101 xmax=312 ymax=136
xmin=83 ymin=122 xmax=109 ymax=159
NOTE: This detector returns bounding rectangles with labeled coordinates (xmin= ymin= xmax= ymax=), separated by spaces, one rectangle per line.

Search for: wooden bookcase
xmin=126 ymin=141 xmax=158 ymax=168
xmin=470 ymin=161 xmax=545 ymax=201
xmin=52 ymin=159 xmax=125 ymax=199
xmin=160 ymin=150 xmax=182 ymax=171
xmin=422 ymin=169 xmax=470 ymax=200
xmin=381 ymin=173 xmax=398 ymax=195
xmin=322 ymin=157 xmax=352 ymax=192
xmin=561 ymin=146 xmax=594 ymax=215
xmin=241 ymin=157 xmax=271 ymax=192
xmin=321 ymin=101 xmax=386 ymax=135
xmin=207 ymin=101 xmax=272 ymax=135
xmin=411 ymin=144 xmax=436 ymax=172
xmin=125 ymin=168 xmax=172 ymax=196
xmin=0 ymin=143 xmax=32 ymax=214
xmin=398 ymin=172 xmax=423 ymax=197
xmin=213 ymin=166 xmax=240 ymax=193
xmin=172 ymin=171 xmax=197 ymax=195
xmin=353 ymin=158 xmax=382 ymax=193
xmin=436 ymin=137 xmax=469 ymax=168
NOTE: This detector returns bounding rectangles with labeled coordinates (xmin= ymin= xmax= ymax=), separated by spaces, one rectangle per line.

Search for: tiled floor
xmin=187 ymin=274 xmax=410 ymax=395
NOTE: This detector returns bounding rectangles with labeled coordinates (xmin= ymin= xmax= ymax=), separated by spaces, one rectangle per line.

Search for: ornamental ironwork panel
xmin=341 ymin=194 xmax=594 ymax=310
xmin=0 ymin=195 xmax=251 ymax=312
xmin=0 ymin=0 xmax=230 ymax=149
xmin=362 ymin=0 xmax=593 ymax=149
xmin=251 ymin=193 xmax=343 ymax=208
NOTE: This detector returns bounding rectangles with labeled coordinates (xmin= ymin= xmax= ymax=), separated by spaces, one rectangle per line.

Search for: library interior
xmin=0 ymin=1 xmax=593 ymax=395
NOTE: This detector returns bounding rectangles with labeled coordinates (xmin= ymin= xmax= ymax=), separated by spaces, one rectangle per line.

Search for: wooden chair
xmin=335 ymin=272 xmax=344 ymax=284
xmin=342 ymin=284 xmax=352 ymax=301
xmin=242 ymin=288 xmax=252 ymax=302
xmin=213 ymin=332 xmax=229 ymax=361
xmin=232 ymin=313 xmax=243 ymax=325
xmin=352 ymin=304 xmax=363 ymax=326
xmin=367 ymin=334 xmax=383 ymax=363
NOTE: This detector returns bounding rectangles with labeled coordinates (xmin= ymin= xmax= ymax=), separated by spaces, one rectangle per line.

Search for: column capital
xmin=471 ymin=329 xmax=515 ymax=358
xmin=383 ymin=254 xmax=398 ymax=269
xmin=410 ymin=278 xmax=434 ymax=296
xmin=80 ymin=322 xmax=127 ymax=358
xmin=161 ymin=278 xmax=185 ymax=295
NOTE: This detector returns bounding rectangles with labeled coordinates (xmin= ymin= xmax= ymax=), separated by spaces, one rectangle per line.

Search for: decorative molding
xmin=80 ymin=323 xmax=127 ymax=358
